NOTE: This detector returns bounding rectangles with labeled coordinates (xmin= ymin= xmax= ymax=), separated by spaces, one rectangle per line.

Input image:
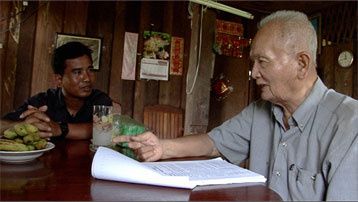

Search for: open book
xmin=91 ymin=147 xmax=266 ymax=189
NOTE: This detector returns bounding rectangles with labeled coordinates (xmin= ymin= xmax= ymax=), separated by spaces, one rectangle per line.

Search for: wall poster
xmin=121 ymin=32 xmax=138 ymax=80
xmin=170 ymin=37 xmax=184 ymax=76
xmin=140 ymin=31 xmax=171 ymax=80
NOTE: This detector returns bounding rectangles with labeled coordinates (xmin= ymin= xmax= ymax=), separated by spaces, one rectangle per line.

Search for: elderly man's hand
xmin=112 ymin=131 xmax=163 ymax=162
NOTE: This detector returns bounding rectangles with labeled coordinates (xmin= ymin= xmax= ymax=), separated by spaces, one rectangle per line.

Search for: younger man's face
xmin=60 ymin=55 xmax=96 ymax=99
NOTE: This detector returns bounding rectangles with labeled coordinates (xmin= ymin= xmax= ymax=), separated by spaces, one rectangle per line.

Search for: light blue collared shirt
xmin=208 ymin=78 xmax=358 ymax=200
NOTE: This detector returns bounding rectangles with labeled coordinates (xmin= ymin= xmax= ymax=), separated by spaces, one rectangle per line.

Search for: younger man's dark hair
xmin=52 ymin=41 xmax=93 ymax=76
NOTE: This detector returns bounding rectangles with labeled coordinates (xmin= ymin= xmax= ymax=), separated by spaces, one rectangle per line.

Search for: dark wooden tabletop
xmin=0 ymin=139 xmax=281 ymax=201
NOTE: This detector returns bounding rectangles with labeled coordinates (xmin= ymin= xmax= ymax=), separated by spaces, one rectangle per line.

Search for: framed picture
xmin=309 ymin=14 xmax=321 ymax=54
xmin=56 ymin=33 xmax=102 ymax=70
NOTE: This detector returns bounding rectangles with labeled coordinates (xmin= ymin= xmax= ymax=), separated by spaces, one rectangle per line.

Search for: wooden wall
xmin=0 ymin=1 xmax=191 ymax=124
xmin=207 ymin=1 xmax=357 ymax=130
xmin=1 ymin=1 xmax=356 ymax=133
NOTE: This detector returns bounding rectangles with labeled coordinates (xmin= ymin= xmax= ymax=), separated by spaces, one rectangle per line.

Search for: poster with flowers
xmin=140 ymin=31 xmax=171 ymax=80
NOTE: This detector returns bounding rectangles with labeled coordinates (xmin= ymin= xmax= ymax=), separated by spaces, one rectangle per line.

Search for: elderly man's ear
xmin=296 ymin=52 xmax=311 ymax=79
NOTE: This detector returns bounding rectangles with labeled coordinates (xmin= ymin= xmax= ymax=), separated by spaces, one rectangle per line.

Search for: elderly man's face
xmin=60 ymin=55 xmax=96 ymax=99
xmin=249 ymin=22 xmax=300 ymax=105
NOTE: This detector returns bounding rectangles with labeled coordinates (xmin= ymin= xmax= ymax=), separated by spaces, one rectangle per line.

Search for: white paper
xmin=143 ymin=158 xmax=266 ymax=187
xmin=91 ymin=147 xmax=266 ymax=189
xmin=140 ymin=58 xmax=169 ymax=80
xmin=121 ymin=32 xmax=138 ymax=80
xmin=91 ymin=147 xmax=192 ymax=189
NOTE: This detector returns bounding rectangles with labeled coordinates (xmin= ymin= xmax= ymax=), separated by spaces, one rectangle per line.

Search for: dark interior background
xmin=1 ymin=1 xmax=356 ymax=132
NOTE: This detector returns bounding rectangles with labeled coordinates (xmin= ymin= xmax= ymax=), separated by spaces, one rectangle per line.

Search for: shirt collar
xmin=57 ymin=88 xmax=67 ymax=108
xmin=292 ymin=78 xmax=328 ymax=131
xmin=271 ymin=78 xmax=328 ymax=131
xmin=56 ymin=88 xmax=95 ymax=104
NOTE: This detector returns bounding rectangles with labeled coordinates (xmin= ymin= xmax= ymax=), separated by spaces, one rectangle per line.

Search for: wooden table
xmin=0 ymin=140 xmax=281 ymax=201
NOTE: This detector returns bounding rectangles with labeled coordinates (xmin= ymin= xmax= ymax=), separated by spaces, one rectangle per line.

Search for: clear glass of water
xmin=91 ymin=105 xmax=113 ymax=151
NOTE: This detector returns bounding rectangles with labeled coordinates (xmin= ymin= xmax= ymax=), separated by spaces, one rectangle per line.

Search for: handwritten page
xmin=91 ymin=147 xmax=266 ymax=189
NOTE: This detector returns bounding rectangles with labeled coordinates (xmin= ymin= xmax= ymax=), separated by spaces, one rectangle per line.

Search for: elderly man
xmin=113 ymin=10 xmax=358 ymax=200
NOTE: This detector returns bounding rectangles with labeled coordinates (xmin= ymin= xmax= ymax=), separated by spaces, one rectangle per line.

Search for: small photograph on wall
xmin=56 ymin=33 xmax=102 ymax=70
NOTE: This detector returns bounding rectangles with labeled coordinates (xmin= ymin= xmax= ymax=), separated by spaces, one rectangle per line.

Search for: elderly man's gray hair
xmin=258 ymin=10 xmax=317 ymax=65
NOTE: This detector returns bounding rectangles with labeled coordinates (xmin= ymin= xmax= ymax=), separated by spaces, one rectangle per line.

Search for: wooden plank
xmin=108 ymin=1 xmax=126 ymax=109
xmin=0 ymin=1 xmax=13 ymax=116
xmin=184 ymin=6 xmax=216 ymax=134
xmin=181 ymin=2 xmax=192 ymax=112
xmin=63 ymin=1 xmax=88 ymax=35
xmin=133 ymin=1 xmax=164 ymax=122
xmin=159 ymin=2 xmax=187 ymax=108
xmin=14 ymin=1 xmax=38 ymax=108
xmin=320 ymin=45 xmax=335 ymax=89
xmin=158 ymin=1 xmax=175 ymax=106
xmin=143 ymin=2 xmax=164 ymax=107
xmin=163 ymin=112 xmax=167 ymax=137
xmin=31 ymin=2 xmax=64 ymax=95
xmin=170 ymin=113 xmax=175 ymax=138
xmin=117 ymin=1 xmax=141 ymax=116
xmin=86 ymin=1 xmax=116 ymax=94
xmin=183 ymin=3 xmax=200 ymax=135
xmin=132 ymin=1 xmax=149 ymax=122
xmin=145 ymin=80 xmax=159 ymax=106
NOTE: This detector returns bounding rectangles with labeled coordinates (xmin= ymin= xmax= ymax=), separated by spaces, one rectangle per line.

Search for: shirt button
xmin=282 ymin=142 xmax=287 ymax=147
xmin=276 ymin=171 xmax=281 ymax=176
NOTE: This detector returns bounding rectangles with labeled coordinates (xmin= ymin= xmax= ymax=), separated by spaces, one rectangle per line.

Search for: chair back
xmin=143 ymin=105 xmax=184 ymax=139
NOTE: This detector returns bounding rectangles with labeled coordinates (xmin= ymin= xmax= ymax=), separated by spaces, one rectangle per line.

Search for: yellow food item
xmin=14 ymin=124 xmax=28 ymax=136
xmin=14 ymin=138 xmax=24 ymax=144
xmin=24 ymin=123 xmax=38 ymax=133
xmin=23 ymin=134 xmax=35 ymax=144
xmin=3 ymin=128 xmax=18 ymax=139
xmin=0 ymin=139 xmax=28 ymax=151
xmin=33 ymin=139 xmax=47 ymax=150
xmin=1 ymin=123 xmax=48 ymax=151
xmin=27 ymin=145 xmax=35 ymax=151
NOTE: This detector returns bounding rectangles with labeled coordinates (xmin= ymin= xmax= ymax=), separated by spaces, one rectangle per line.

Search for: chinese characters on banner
xmin=170 ymin=37 xmax=184 ymax=75
xmin=214 ymin=19 xmax=250 ymax=58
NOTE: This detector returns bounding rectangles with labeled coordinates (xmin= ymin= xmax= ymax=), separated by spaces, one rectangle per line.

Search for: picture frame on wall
xmin=309 ymin=14 xmax=322 ymax=54
xmin=56 ymin=33 xmax=102 ymax=70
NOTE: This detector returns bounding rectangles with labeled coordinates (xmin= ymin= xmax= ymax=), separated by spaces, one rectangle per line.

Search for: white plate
xmin=0 ymin=142 xmax=55 ymax=164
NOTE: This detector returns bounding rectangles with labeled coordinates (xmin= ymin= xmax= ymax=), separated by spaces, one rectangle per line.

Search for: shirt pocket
xmin=288 ymin=164 xmax=325 ymax=200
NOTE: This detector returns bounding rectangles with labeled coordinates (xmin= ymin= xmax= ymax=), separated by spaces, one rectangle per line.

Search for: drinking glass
xmin=91 ymin=105 xmax=113 ymax=151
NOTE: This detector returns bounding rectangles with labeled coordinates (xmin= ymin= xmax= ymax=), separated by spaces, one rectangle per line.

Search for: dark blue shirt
xmin=3 ymin=88 xmax=112 ymax=123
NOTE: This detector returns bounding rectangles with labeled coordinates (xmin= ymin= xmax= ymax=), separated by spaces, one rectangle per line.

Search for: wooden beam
xmin=14 ymin=1 xmax=38 ymax=108
xmin=184 ymin=5 xmax=216 ymax=134
xmin=31 ymin=2 xmax=64 ymax=95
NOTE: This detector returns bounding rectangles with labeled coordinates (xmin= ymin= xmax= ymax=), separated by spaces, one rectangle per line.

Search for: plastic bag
xmin=111 ymin=115 xmax=147 ymax=159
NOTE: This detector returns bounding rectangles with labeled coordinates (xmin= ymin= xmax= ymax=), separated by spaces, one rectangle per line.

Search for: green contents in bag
xmin=111 ymin=114 xmax=147 ymax=159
